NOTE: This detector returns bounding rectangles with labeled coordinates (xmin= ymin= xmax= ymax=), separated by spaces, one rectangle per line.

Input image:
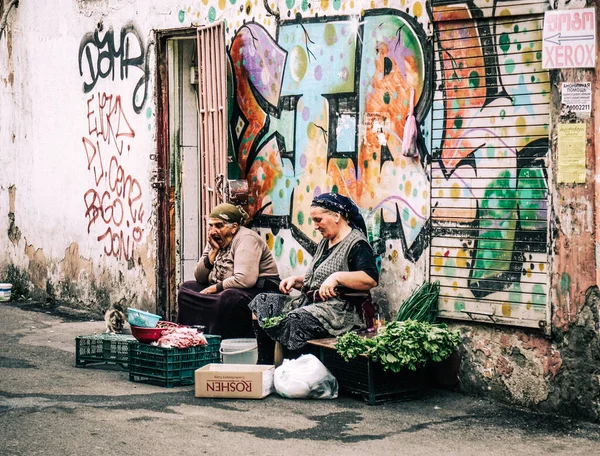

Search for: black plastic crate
xmin=314 ymin=346 xmax=424 ymax=405
xmin=128 ymin=335 xmax=221 ymax=387
xmin=75 ymin=333 xmax=136 ymax=368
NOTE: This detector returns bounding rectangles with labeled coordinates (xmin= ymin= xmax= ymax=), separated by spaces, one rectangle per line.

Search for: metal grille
xmin=430 ymin=2 xmax=551 ymax=329
xmin=197 ymin=22 xmax=228 ymax=246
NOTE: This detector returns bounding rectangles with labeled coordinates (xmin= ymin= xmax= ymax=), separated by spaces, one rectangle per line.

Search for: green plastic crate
xmin=128 ymin=335 xmax=221 ymax=387
xmin=75 ymin=333 xmax=136 ymax=368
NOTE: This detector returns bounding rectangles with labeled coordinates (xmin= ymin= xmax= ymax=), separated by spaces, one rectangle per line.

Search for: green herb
xmin=335 ymin=320 xmax=461 ymax=373
xmin=262 ymin=314 xmax=286 ymax=328
xmin=395 ymin=281 xmax=440 ymax=323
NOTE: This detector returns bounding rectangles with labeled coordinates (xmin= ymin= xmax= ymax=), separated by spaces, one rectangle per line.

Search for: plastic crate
xmin=75 ymin=333 xmax=136 ymax=368
xmin=311 ymin=344 xmax=424 ymax=405
xmin=128 ymin=335 xmax=221 ymax=387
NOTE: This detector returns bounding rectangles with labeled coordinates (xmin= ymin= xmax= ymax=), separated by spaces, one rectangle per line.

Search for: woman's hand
xmin=207 ymin=234 xmax=220 ymax=265
xmin=318 ymin=274 xmax=339 ymax=300
xmin=280 ymin=276 xmax=302 ymax=294
xmin=200 ymin=284 xmax=218 ymax=295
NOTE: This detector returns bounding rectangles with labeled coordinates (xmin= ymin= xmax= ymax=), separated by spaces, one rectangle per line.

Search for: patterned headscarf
xmin=209 ymin=203 xmax=247 ymax=225
xmin=311 ymin=192 xmax=367 ymax=236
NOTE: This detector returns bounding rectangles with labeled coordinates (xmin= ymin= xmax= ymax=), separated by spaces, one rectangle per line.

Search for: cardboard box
xmin=195 ymin=364 xmax=275 ymax=399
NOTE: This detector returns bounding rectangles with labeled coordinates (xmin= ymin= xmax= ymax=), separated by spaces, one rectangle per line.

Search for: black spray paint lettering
xmin=78 ymin=23 xmax=150 ymax=114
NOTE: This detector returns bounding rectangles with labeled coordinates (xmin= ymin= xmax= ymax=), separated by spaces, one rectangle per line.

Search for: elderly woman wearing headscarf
xmin=249 ymin=192 xmax=379 ymax=363
xmin=177 ymin=203 xmax=280 ymax=339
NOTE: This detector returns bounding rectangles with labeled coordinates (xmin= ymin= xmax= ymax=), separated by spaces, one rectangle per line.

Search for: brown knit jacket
xmin=194 ymin=226 xmax=279 ymax=289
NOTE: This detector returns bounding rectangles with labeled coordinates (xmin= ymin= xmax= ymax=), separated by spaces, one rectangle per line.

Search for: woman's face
xmin=310 ymin=206 xmax=341 ymax=240
xmin=208 ymin=218 xmax=238 ymax=248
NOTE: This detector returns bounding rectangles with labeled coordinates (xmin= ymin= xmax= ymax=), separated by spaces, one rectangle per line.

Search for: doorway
xmin=155 ymin=24 xmax=228 ymax=321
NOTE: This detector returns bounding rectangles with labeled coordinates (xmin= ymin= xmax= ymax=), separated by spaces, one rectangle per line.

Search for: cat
xmin=104 ymin=302 xmax=125 ymax=334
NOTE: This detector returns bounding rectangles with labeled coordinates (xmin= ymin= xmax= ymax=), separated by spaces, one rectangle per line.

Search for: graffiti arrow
xmin=544 ymin=32 xmax=595 ymax=45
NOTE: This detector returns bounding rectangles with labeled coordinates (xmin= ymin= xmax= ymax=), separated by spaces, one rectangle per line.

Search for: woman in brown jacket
xmin=177 ymin=203 xmax=280 ymax=339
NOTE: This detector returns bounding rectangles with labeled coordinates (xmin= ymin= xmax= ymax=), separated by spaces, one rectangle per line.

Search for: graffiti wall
xmin=0 ymin=7 xmax=158 ymax=313
xmin=79 ymin=23 xmax=150 ymax=263
xmin=429 ymin=0 xmax=551 ymax=327
xmin=224 ymin=4 xmax=433 ymax=306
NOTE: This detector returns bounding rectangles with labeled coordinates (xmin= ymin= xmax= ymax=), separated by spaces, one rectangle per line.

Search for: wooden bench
xmin=306 ymin=336 xmax=424 ymax=405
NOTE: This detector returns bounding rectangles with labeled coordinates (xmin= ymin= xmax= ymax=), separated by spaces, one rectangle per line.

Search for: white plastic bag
xmin=274 ymin=354 xmax=338 ymax=399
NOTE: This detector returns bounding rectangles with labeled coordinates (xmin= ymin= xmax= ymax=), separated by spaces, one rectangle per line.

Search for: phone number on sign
xmin=566 ymin=104 xmax=590 ymax=111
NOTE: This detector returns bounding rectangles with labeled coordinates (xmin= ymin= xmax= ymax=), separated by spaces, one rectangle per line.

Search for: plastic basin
xmin=128 ymin=308 xmax=161 ymax=328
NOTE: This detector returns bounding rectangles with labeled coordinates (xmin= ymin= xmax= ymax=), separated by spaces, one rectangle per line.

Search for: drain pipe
xmin=0 ymin=0 xmax=19 ymax=41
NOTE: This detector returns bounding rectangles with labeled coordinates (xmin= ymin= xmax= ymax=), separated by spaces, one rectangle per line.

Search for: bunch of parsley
xmin=335 ymin=320 xmax=461 ymax=372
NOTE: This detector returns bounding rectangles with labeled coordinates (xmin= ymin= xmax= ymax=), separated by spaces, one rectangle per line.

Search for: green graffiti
xmin=146 ymin=107 xmax=152 ymax=119
xmin=333 ymin=0 xmax=342 ymax=10
xmin=532 ymin=284 xmax=546 ymax=306
xmin=559 ymin=272 xmax=571 ymax=295
xmin=453 ymin=116 xmax=463 ymax=129
xmin=505 ymin=59 xmax=515 ymax=74
xmin=402 ymin=206 xmax=410 ymax=221
xmin=178 ymin=10 xmax=185 ymax=23
xmin=454 ymin=301 xmax=465 ymax=311
xmin=298 ymin=211 xmax=304 ymax=225
xmin=517 ymin=167 xmax=548 ymax=230
xmin=286 ymin=0 xmax=295 ymax=8
xmin=289 ymin=248 xmax=297 ymax=268
xmin=274 ymin=236 xmax=284 ymax=258
xmin=383 ymin=92 xmax=391 ymax=104
xmin=468 ymin=71 xmax=480 ymax=88
xmin=208 ymin=7 xmax=216 ymax=22
xmin=302 ymin=0 xmax=309 ymax=10
xmin=332 ymin=185 xmax=338 ymax=193
xmin=499 ymin=33 xmax=511 ymax=53
xmin=471 ymin=171 xmax=518 ymax=281
xmin=363 ymin=160 xmax=369 ymax=168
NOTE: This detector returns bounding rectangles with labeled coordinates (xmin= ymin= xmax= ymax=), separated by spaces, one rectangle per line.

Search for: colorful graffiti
xmin=429 ymin=0 xmax=550 ymax=324
xmin=229 ymin=12 xmax=432 ymax=261
xmin=82 ymin=92 xmax=144 ymax=261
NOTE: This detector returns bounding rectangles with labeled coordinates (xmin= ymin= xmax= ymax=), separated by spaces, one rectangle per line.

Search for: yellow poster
xmin=557 ymin=123 xmax=587 ymax=183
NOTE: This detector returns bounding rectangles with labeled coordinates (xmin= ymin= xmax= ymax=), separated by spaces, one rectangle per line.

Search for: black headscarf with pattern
xmin=311 ymin=192 xmax=367 ymax=236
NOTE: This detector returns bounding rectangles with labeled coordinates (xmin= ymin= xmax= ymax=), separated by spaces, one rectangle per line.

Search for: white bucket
xmin=0 ymin=283 xmax=12 ymax=302
xmin=219 ymin=338 xmax=258 ymax=364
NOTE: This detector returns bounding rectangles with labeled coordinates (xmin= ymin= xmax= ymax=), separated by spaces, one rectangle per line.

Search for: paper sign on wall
xmin=561 ymin=82 xmax=592 ymax=116
xmin=543 ymin=8 xmax=596 ymax=69
xmin=557 ymin=123 xmax=586 ymax=184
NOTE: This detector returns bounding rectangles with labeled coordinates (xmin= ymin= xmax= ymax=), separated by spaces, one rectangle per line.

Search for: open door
xmin=155 ymin=24 xmax=228 ymax=321
xmin=196 ymin=22 xmax=228 ymax=246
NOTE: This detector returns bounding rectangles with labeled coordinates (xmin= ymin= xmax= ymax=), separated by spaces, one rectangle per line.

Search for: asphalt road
xmin=1 ymin=302 xmax=599 ymax=456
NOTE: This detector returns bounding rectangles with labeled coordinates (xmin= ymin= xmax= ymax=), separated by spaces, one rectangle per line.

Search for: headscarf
xmin=209 ymin=203 xmax=247 ymax=225
xmin=311 ymin=192 xmax=368 ymax=236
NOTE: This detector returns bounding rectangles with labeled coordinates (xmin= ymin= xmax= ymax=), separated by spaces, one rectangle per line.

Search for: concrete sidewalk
xmin=1 ymin=302 xmax=599 ymax=456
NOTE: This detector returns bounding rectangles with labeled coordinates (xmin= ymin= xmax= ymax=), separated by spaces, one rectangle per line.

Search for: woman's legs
xmin=177 ymin=282 xmax=259 ymax=339
xmin=177 ymin=281 xmax=217 ymax=326
xmin=209 ymin=288 xmax=260 ymax=339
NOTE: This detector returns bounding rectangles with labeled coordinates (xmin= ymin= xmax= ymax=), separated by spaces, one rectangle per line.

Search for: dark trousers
xmin=177 ymin=280 xmax=262 ymax=340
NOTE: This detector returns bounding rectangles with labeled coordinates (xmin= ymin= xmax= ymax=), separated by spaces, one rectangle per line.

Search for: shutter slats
xmin=430 ymin=10 xmax=550 ymax=329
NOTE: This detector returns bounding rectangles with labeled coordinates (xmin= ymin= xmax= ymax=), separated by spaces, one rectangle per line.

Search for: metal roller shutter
xmin=430 ymin=1 xmax=551 ymax=329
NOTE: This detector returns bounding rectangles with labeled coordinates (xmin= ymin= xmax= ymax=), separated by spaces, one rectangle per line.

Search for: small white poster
xmin=561 ymin=82 xmax=592 ymax=115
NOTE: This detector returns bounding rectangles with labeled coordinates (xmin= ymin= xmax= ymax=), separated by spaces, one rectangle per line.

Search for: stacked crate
xmin=75 ymin=333 xmax=135 ymax=368
xmin=128 ymin=335 xmax=221 ymax=387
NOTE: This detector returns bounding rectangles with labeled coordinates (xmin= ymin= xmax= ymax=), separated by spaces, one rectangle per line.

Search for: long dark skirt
xmin=177 ymin=281 xmax=263 ymax=339
xmin=248 ymin=293 xmax=330 ymax=350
